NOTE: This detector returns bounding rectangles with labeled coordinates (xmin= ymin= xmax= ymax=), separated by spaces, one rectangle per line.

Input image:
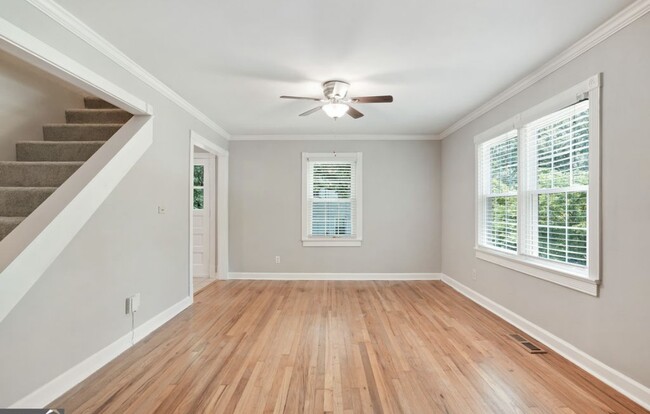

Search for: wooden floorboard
xmin=52 ymin=281 xmax=648 ymax=413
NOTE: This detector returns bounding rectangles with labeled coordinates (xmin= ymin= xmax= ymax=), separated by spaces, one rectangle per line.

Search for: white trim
xmin=302 ymin=240 xmax=362 ymax=247
xmin=0 ymin=16 xmax=150 ymax=115
xmin=231 ymin=134 xmax=440 ymax=141
xmin=10 ymin=295 xmax=193 ymax=409
xmin=473 ymin=117 xmax=518 ymax=145
xmin=0 ymin=116 xmax=154 ymax=323
xmin=517 ymin=74 xmax=600 ymax=126
xmin=475 ymin=249 xmax=598 ymax=296
xmin=440 ymin=274 xmax=650 ymax=410
xmin=26 ymin=0 xmax=231 ymax=140
xmin=587 ymin=81 xmax=601 ymax=283
xmin=189 ymin=131 xmax=229 ymax=296
xmin=301 ymin=152 xmax=363 ymax=246
xmin=440 ymin=0 xmax=650 ymax=139
xmin=474 ymin=76 xmax=601 ymax=295
xmin=229 ymin=272 xmax=442 ymax=281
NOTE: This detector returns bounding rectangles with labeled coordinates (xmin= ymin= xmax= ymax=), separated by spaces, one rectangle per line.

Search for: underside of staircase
xmin=0 ymin=97 xmax=132 ymax=242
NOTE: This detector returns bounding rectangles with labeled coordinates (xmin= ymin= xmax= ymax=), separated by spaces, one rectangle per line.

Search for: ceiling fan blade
xmin=280 ymin=95 xmax=323 ymax=101
xmin=351 ymin=95 xmax=393 ymax=103
xmin=299 ymin=106 xmax=322 ymax=117
xmin=347 ymin=106 xmax=364 ymax=119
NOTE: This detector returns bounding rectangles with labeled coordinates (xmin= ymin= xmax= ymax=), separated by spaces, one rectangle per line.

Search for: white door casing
xmin=189 ymin=131 xmax=228 ymax=297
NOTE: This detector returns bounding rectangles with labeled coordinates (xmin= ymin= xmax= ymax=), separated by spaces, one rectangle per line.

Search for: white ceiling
xmin=57 ymin=0 xmax=633 ymax=136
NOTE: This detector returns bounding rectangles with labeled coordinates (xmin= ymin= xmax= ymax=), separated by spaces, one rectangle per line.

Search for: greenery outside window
xmin=302 ymin=152 xmax=362 ymax=247
xmin=475 ymin=75 xmax=601 ymax=295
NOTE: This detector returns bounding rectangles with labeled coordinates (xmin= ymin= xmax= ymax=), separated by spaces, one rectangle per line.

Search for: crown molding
xmin=231 ymin=134 xmax=441 ymax=141
xmin=439 ymin=0 xmax=650 ymax=139
xmin=26 ymin=0 xmax=231 ymax=140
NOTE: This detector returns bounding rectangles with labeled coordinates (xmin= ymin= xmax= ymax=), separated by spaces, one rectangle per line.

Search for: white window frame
xmin=302 ymin=152 xmax=363 ymax=247
xmin=474 ymin=74 xmax=601 ymax=296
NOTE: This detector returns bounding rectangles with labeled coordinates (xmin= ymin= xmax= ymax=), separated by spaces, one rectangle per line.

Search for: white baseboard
xmin=11 ymin=296 xmax=193 ymax=408
xmin=440 ymin=274 xmax=650 ymax=410
xmin=228 ymin=272 xmax=442 ymax=281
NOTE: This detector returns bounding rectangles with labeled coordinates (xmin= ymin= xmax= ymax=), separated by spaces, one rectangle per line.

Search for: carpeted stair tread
xmin=0 ymin=187 xmax=57 ymax=217
xmin=43 ymin=124 xmax=123 ymax=141
xmin=0 ymin=161 xmax=84 ymax=187
xmin=1 ymin=97 xmax=128 ymax=241
xmin=16 ymin=141 xmax=105 ymax=162
xmin=0 ymin=216 xmax=25 ymax=241
xmin=66 ymin=109 xmax=132 ymax=124
xmin=84 ymin=97 xmax=118 ymax=109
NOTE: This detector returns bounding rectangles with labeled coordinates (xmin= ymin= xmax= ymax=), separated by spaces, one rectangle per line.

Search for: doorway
xmin=189 ymin=131 xmax=229 ymax=297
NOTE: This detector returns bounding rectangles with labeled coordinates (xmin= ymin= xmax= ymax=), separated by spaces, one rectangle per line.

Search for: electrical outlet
xmin=125 ymin=294 xmax=141 ymax=314
xmin=472 ymin=269 xmax=477 ymax=281
xmin=275 ymin=256 xmax=281 ymax=264
xmin=132 ymin=293 xmax=141 ymax=312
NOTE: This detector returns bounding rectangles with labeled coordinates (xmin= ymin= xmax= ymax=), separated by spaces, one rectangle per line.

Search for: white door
xmin=192 ymin=156 xmax=213 ymax=277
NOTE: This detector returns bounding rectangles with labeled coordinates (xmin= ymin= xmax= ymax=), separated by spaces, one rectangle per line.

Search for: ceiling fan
xmin=280 ymin=80 xmax=393 ymax=119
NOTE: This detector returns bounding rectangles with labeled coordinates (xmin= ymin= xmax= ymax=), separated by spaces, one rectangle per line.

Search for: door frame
xmin=189 ymin=130 xmax=229 ymax=296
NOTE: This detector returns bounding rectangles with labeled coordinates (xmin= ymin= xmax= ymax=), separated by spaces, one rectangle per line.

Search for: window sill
xmin=303 ymin=239 xmax=362 ymax=247
xmin=474 ymin=247 xmax=599 ymax=296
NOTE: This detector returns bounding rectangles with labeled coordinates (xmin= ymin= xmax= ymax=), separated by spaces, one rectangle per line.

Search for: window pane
xmin=567 ymin=229 xmax=587 ymax=266
xmin=571 ymin=110 xmax=590 ymax=186
xmin=485 ymin=196 xmax=517 ymax=251
xmin=567 ymin=191 xmax=587 ymax=228
xmin=311 ymin=201 xmax=352 ymax=236
xmin=533 ymin=102 xmax=589 ymax=189
xmin=535 ymin=191 xmax=587 ymax=266
xmin=193 ymin=189 xmax=204 ymax=209
xmin=538 ymin=194 xmax=548 ymax=226
xmin=489 ymin=137 xmax=518 ymax=194
xmin=527 ymin=100 xmax=590 ymax=269
xmin=548 ymin=193 xmax=566 ymax=227
xmin=194 ymin=165 xmax=204 ymax=187
xmin=312 ymin=163 xmax=352 ymax=199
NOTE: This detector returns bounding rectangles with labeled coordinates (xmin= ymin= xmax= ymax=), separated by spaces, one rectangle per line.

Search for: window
xmin=302 ymin=152 xmax=362 ymax=246
xmin=193 ymin=165 xmax=204 ymax=209
xmin=523 ymin=101 xmax=590 ymax=267
xmin=475 ymin=75 xmax=600 ymax=295
xmin=477 ymin=130 xmax=519 ymax=252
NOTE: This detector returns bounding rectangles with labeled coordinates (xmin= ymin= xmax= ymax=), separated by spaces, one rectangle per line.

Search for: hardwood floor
xmin=53 ymin=281 xmax=647 ymax=413
xmin=193 ymin=277 xmax=216 ymax=294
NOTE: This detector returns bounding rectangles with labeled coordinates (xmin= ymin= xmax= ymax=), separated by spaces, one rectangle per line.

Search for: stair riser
xmin=0 ymin=219 xmax=23 ymax=241
xmin=16 ymin=142 xmax=104 ymax=162
xmin=43 ymin=125 xmax=121 ymax=141
xmin=0 ymin=164 xmax=82 ymax=187
xmin=84 ymin=97 xmax=118 ymax=109
xmin=66 ymin=110 xmax=132 ymax=124
xmin=0 ymin=189 xmax=55 ymax=217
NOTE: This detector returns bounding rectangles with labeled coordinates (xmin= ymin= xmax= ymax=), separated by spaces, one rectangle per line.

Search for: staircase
xmin=0 ymin=97 xmax=132 ymax=242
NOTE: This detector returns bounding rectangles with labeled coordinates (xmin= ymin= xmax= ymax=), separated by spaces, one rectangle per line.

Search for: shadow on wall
xmin=0 ymin=48 xmax=85 ymax=161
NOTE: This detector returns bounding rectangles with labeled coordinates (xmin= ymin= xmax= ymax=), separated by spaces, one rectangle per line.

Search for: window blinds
xmin=307 ymin=159 xmax=357 ymax=238
xmin=478 ymin=130 xmax=519 ymax=252
xmin=523 ymin=100 xmax=590 ymax=266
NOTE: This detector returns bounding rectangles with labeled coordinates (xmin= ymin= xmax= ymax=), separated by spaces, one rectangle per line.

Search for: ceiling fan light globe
xmin=322 ymin=103 xmax=349 ymax=119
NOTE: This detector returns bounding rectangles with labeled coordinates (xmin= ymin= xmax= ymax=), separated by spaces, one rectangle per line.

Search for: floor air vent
xmin=509 ymin=333 xmax=547 ymax=354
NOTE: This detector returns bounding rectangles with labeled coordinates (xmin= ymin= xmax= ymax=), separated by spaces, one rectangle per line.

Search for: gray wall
xmin=441 ymin=14 xmax=650 ymax=387
xmin=0 ymin=48 xmax=84 ymax=161
xmin=0 ymin=1 xmax=228 ymax=406
xmin=230 ymin=140 xmax=441 ymax=273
